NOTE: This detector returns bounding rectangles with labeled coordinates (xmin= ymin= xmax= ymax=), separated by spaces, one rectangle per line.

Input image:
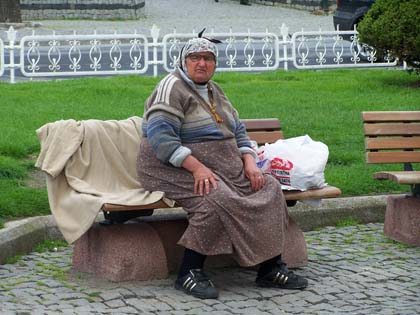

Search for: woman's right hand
xmin=192 ymin=164 xmax=218 ymax=195
xmin=182 ymin=155 xmax=218 ymax=195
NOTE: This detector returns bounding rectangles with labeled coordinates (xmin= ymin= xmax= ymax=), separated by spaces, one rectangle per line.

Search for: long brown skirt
xmin=136 ymin=138 xmax=289 ymax=267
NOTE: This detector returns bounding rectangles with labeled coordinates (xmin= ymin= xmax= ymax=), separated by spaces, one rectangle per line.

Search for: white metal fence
xmin=290 ymin=29 xmax=395 ymax=69
xmin=0 ymin=24 xmax=398 ymax=83
xmin=20 ymin=32 xmax=150 ymax=77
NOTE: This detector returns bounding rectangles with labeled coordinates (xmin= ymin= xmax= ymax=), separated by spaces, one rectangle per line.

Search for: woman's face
xmin=185 ymin=52 xmax=216 ymax=84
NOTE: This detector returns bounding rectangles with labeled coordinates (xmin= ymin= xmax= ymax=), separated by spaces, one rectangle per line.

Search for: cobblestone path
xmin=1 ymin=223 xmax=418 ymax=315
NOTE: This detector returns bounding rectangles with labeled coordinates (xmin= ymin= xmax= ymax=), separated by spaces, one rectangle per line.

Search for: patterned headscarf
xmin=180 ymin=37 xmax=218 ymax=71
xmin=179 ymin=29 xmax=220 ymax=72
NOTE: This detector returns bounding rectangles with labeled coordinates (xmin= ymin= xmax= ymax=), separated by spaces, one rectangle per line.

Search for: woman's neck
xmin=178 ymin=68 xmax=210 ymax=102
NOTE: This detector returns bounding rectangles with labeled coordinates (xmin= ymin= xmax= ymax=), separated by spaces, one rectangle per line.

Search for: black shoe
xmin=175 ymin=269 xmax=219 ymax=299
xmin=256 ymin=261 xmax=308 ymax=290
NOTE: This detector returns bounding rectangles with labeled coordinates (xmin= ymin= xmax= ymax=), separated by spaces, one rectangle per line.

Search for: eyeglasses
xmin=188 ymin=55 xmax=216 ymax=63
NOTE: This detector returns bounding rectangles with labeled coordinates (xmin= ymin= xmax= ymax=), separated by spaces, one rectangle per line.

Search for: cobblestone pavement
xmin=1 ymin=223 xmax=418 ymax=315
xmin=1 ymin=0 xmax=334 ymax=40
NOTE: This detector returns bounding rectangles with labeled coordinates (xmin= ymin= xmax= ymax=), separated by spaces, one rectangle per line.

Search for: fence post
xmin=6 ymin=26 xmax=17 ymax=84
xmin=150 ymin=24 xmax=160 ymax=77
xmin=280 ymin=23 xmax=289 ymax=71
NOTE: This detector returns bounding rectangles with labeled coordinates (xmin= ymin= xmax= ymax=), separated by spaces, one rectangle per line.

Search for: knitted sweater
xmin=142 ymin=69 xmax=255 ymax=167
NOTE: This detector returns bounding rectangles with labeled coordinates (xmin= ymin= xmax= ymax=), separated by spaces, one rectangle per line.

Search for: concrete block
xmin=290 ymin=195 xmax=387 ymax=231
xmin=72 ymin=222 xmax=169 ymax=281
xmin=0 ymin=216 xmax=55 ymax=264
xmin=383 ymin=195 xmax=420 ymax=246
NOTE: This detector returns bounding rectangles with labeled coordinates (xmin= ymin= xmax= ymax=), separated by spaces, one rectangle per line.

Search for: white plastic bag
xmin=256 ymin=135 xmax=329 ymax=191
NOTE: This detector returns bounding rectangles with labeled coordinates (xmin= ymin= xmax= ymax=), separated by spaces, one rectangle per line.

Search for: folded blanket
xmin=36 ymin=116 xmax=174 ymax=244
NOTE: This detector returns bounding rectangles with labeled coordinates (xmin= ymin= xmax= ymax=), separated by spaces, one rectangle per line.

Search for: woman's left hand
xmin=243 ymin=153 xmax=265 ymax=192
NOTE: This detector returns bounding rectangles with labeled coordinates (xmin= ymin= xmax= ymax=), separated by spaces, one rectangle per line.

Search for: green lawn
xmin=0 ymin=69 xmax=419 ymax=225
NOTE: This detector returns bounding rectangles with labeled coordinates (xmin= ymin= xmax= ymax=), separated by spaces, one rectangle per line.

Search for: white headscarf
xmin=180 ymin=37 xmax=218 ymax=73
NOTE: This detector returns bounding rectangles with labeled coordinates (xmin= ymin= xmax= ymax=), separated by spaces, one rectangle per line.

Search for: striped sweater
xmin=142 ymin=69 xmax=255 ymax=167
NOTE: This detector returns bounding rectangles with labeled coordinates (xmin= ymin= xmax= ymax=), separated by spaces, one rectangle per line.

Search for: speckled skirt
xmin=137 ymin=138 xmax=289 ymax=267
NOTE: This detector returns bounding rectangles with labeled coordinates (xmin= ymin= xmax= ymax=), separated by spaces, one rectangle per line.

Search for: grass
xmin=0 ymin=69 xmax=419 ymax=224
xmin=34 ymin=239 xmax=68 ymax=253
xmin=35 ymin=261 xmax=67 ymax=282
xmin=335 ymin=217 xmax=360 ymax=227
xmin=4 ymin=255 xmax=23 ymax=264
xmin=2 ymin=239 xmax=68 ymax=264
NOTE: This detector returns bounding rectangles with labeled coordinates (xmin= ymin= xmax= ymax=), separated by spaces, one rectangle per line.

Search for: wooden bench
xmin=362 ymin=111 xmax=420 ymax=246
xmin=101 ymin=118 xmax=342 ymax=223
xmin=73 ymin=118 xmax=342 ymax=281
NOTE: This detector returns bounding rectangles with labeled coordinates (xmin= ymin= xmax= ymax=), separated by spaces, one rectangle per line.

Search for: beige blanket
xmin=35 ymin=116 xmax=174 ymax=244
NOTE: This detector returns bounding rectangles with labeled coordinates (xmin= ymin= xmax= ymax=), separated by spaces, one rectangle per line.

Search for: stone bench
xmin=73 ymin=118 xmax=342 ymax=281
xmin=362 ymin=111 xmax=420 ymax=246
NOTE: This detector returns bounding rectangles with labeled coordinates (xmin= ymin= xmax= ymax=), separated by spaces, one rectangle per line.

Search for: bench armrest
xmin=373 ymin=171 xmax=420 ymax=185
xmin=283 ymin=186 xmax=341 ymax=201
xmin=102 ymin=200 xmax=173 ymax=212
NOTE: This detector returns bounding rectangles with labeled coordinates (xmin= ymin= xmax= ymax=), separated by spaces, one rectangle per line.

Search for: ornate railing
xmin=161 ymin=29 xmax=283 ymax=73
xmin=20 ymin=31 xmax=149 ymax=77
xmin=0 ymin=24 xmax=398 ymax=83
xmin=291 ymin=28 xmax=394 ymax=69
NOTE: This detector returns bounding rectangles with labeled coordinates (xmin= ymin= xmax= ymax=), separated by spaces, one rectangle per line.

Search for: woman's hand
xmin=191 ymin=165 xmax=218 ymax=196
xmin=182 ymin=155 xmax=218 ymax=195
xmin=243 ymin=153 xmax=265 ymax=191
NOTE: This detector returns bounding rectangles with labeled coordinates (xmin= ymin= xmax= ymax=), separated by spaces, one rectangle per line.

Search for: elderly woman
xmin=137 ymin=34 xmax=308 ymax=299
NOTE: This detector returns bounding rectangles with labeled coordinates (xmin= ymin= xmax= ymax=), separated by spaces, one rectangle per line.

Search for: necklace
xmin=207 ymin=84 xmax=223 ymax=123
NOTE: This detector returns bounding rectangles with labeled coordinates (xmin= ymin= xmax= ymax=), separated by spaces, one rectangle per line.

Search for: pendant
xmin=210 ymin=106 xmax=223 ymax=123
xmin=208 ymin=85 xmax=223 ymax=123
xmin=213 ymin=111 xmax=223 ymax=123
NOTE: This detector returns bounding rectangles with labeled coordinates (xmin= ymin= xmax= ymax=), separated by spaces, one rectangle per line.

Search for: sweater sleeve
xmin=143 ymin=76 xmax=191 ymax=166
xmin=144 ymin=110 xmax=185 ymax=164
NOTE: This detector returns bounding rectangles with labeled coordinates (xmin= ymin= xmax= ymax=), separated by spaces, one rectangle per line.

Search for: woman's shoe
xmin=175 ymin=269 xmax=219 ymax=299
xmin=256 ymin=261 xmax=308 ymax=290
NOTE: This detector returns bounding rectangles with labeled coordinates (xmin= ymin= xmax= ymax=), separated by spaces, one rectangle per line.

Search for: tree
xmin=358 ymin=0 xmax=420 ymax=72
xmin=0 ymin=0 xmax=21 ymax=23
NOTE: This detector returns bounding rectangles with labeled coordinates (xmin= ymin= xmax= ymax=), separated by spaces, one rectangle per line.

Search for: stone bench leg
xmin=384 ymin=195 xmax=420 ymax=246
xmin=150 ymin=217 xmax=308 ymax=270
xmin=72 ymin=222 xmax=169 ymax=281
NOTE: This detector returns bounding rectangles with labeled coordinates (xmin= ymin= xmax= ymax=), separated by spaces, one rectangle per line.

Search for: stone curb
xmin=289 ymin=194 xmax=388 ymax=231
xmin=0 ymin=215 xmax=63 ymax=264
xmin=0 ymin=194 xmax=390 ymax=264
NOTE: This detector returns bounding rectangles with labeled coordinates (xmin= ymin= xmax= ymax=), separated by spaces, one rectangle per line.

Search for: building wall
xmin=16 ymin=0 xmax=333 ymax=21
xmin=20 ymin=0 xmax=145 ymax=20
xmin=252 ymin=0 xmax=335 ymax=11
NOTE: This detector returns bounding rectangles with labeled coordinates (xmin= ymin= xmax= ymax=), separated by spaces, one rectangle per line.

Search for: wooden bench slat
xmin=283 ymin=185 xmax=342 ymax=200
xmin=362 ymin=111 xmax=420 ymax=122
xmin=373 ymin=171 xmax=420 ymax=184
xmin=364 ymin=123 xmax=420 ymax=136
xmin=365 ymin=137 xmax=420 ymax=150
xmin=102 ymin=200 xmax=170 ymax=212
xmin=102 ymin=185 xmax=343 ymax=212
xmin=242 ymin=118 xmax=281 ymax=131
xmin=247 ymin=131 xmax=284 ymax=145
xmin=366 ymin=151 xmax=420 ymax=164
